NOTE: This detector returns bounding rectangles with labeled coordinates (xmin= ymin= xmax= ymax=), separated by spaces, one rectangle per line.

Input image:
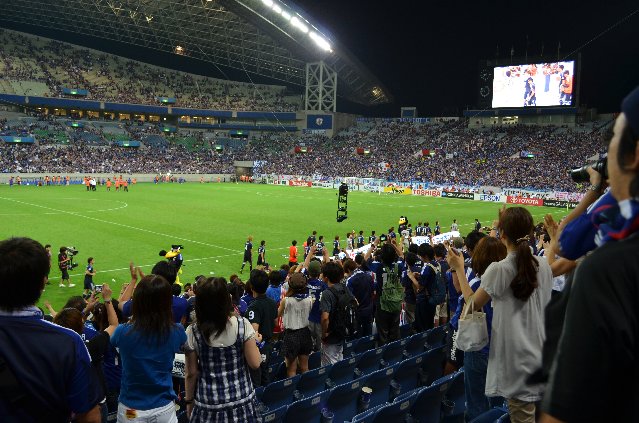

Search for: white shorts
xmin=117 ymin=401 xmax=177 ymax=423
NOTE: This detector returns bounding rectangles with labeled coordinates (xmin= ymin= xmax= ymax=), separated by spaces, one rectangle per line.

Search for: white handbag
xmin=456 ymin=295 xmax=489 ymax=352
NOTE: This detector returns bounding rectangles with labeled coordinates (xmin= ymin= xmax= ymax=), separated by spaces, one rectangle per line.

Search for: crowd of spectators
xmin=0 ymin=29 xmax=301 ymax=112
xmin=1 ymin=116 xmax=608 ymax=191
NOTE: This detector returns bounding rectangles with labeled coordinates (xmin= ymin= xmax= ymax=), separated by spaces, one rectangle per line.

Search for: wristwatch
xmin=589 ymin=184 xmax=602 ymax=192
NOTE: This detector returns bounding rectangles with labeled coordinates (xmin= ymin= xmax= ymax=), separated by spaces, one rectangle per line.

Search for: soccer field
xmin=0 ymin=183 xmax=568 ymax=310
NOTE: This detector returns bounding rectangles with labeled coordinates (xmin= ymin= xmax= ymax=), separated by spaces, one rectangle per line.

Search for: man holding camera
xmin=58 ymin=247 xmax=75 ymax=288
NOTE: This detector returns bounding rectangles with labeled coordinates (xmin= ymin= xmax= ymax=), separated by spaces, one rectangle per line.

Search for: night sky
xmin=296 ymin=0 xmax=639 ymax=116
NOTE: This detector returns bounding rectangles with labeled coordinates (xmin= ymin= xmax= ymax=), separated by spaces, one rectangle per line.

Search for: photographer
xmin=58 ymin=247 xmax=75 ymax=288
xmin=541 ymin=86 xmax=639 ymax=423
xmin=84 ymin=257 xmax=96 ymax=298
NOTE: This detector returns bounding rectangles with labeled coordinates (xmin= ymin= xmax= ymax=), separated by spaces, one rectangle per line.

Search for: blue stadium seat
xmin=362 ymin=394 xmax=415 ymax=423
xmin=261 ymin=404 xmax=287 ymax=423
xmin=295 ymin=365 xmax=332 ymax=399
xmin=442 ymin=370 xmax=466 ymax=422
xmin=308 ymin=351 xmax=322 ymax=370
xmin=496 ymin=413 xmax=511 ymax=423
xmin=363 ymin=366 xmax=397 ymax=408
xmin=381 ymin=339 xmax=408 ymax=367
xmin=355 ymin=347 xmax=385 ymax=377
xmin=469 ymin=407 xmax=509 ymax=423
xmin=268 ymin=361 xmax=288 ymax=382
xmin=393 ymin=351 xmax=428 ymax=394
xmin=426 ymin=325 xmax=447 ymax=349
xmin=343 ymin=339 xmax=357 ymax=357
xmin=325 ymin=378 xmax=368 ymax=423
xmin=259 ymin=374 xmax=301 ymax=412
xmin=326 ymin=354 xmax=359 ymax=388
xmin=283 ymin=391 xmax=329 ymax=423
xmin=404 ymin=332 xmax=428 ymax=358
xmin=351 ymin=403 xmax=387 ymax=423
xmin=353 ymin=335 xmax=376 ymax=354
xmin=407 ymin=374 xmax=454 ymax=423
xmin=399 ymin=323 xmax=412 ymax=339
xmin=419 ymin=345 xmax=446 ymax=386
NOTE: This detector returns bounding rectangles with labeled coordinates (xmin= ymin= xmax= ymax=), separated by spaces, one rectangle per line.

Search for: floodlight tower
xmin=305 ymin=61 xmax=337 ymax=112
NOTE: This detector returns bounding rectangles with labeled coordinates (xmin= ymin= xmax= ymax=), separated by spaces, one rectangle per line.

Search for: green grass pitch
xmin=0 ymin=183 xmax=568 ymax=310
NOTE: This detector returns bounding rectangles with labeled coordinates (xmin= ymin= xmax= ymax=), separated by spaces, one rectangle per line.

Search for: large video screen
xmin=492 ymin=61 xmax=575 ymax=108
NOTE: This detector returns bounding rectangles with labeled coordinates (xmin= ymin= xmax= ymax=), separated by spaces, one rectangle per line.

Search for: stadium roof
xmin=0 ymin=0 xmax=393 ymax=106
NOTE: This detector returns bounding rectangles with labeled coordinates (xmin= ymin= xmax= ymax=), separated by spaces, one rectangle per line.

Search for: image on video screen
xmin=492 ymin=61 xmax=575 ymax=108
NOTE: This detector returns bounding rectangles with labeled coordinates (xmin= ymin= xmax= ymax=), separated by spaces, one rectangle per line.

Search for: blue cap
xmin=621 ymin=85 xmax=639 ymax=139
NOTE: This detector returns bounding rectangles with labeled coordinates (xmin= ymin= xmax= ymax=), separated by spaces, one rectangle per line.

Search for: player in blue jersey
xmin=240 ymin=236 xmax=253 ymax=274
xmin=257 ymin=240 xmax=266 ymax=267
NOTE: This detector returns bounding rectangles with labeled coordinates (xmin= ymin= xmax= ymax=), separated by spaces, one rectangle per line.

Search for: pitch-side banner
xmin=383 ymin=186 xmax=413 ymax=195
xmin=412 ymin=189 xmax=442 ymax=197
xmin=411 ymin=231 xmax=461 ymax=245
xmin=506 ymin=196 xmax=544 ymax=206
xmin=473 ymin=193 xmax=506 ymax=203
xmin=288 ymin=180 xmax=312 ymax=187
xmin=441 ymin=191 xmax=474 ymax=200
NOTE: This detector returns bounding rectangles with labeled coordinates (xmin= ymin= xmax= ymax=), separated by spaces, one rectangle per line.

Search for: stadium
xmin=0 ymin=1 xmax=638 ymax=423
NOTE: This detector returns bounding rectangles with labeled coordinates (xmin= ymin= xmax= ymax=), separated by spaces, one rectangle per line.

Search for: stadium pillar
xmin=305 ymin=61 xmax=337 ymax=112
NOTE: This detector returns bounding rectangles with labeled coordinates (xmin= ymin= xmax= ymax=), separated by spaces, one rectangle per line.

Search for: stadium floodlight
xmin=272 ymin=4 xmax=282 ymax=13
xmin=261 ymin=0 xmax=274 ymax=7
xmin=290 ymin=16 xmax=309 ymax=33
xmin=281 ymin=10 xmax=291 ymax=20
xmin=309 ymin=32 xmax=332 ymax=52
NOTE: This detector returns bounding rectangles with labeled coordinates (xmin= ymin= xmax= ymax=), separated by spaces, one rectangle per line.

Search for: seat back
xmin=363 ymin=366 xmax=396 ymax=408
xmin=420 ymin=345 xmax=446 ymax=386
xmin=343 ymin=338 xmax=357 ymax=357
xmin=404 ymin=331 xmax=428 ymax=357
xmin=325 ymin=378 xmax=368 ymax=423
xmin=261 ymin=374 xmax=301 ymax=412
xmin=393 ymin=351 xmax=428 ymax=394
xmin=409 ymin=375 xmax=453 ymax=423
xmin=296 ymin=365 xmax=332 ymax=399
xmin=443 ymin=369 xmax=466 ymax=418
xmin=353 ymin=335 xmax=376 ymax=354
xmin=382 ymin=339 xmax=408 ymax=367
xmin=261 ymin=404 xmax=287 ymax=423
xmin=356 ymin=347 xmax=385 ymax=376
xmin=326 ymin=354 xmax=359 ymax=388
xmin=399 ymin=323 xmax=412 ymax=339
xmin=426 ymin=325 xmax=447 ymax=349
xmin=284 ymin=391 xmax=329 ymax=423
xmin=308 ymin=351 xmax=322 ymax=370
xmin=370 ymin=395 xmax=414 ymax=423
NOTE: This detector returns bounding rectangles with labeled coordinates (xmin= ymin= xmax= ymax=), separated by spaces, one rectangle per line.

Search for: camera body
xmin=570 ymin=157 xmax=607 ymax=183
xmin=379 ymin=234 xmax=388 ymax=242
xmin=94 ymin=284 xmax=103 ymax=293
xmin=65 ymin=247 xmax=79 ymax=269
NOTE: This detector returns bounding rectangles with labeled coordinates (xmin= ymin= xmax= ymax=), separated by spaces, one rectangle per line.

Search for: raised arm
xmin=118 ymin=262 xmax=140 ymax=311
xmin=101 ymin=284 xmax=119 ymax=336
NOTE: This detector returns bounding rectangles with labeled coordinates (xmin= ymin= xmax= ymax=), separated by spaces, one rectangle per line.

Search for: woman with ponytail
xmin=447 ymin=206 xmax=553 ymax=423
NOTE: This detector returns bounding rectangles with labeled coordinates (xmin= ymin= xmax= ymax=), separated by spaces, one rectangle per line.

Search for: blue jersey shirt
xmin=266 ymin=285 xmax=282 ymax=305
xmin=123 ymin=297 xmax=189 ymax=324
xmin=0 ymin=307 xmax=101 ymax=421
xmin=346 ymin=270 xmax=374 ymax=318
xmin=307 ymin=277 xmax=327 ymax=323
xmin=111 ymin=323 xmax=186 ymax=410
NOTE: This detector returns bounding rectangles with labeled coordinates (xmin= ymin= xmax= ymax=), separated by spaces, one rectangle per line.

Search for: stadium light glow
xmin=281 ymin=10 xmax=291 ymax=20
xmin=261 ymin=0 xmax=273 ymax=6
xmin=309 ymin=31 xmax=331 ymax=52
xmin=290 ymin=16 xmax=308 ymax=33
xmin=272 ymin=4 xmax=282 ymax=13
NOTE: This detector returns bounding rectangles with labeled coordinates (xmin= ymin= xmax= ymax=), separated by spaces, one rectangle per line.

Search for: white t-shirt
xmin=185 ymin=315 xmax=255 ymax=349
xmin=480 ymin=252 xmax=553 ymax=401
xmin=282 ymin=296 xmax=313 ymax=330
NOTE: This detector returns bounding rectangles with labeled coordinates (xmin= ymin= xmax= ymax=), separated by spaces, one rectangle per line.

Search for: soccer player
xmin=289 ymin=240 xmax=298 ymax=267
xmin=434 ymin=221 xmax=441 ymax=235
xmin=357 ymin=231 xmax=365 ymax=248
xmin=332 ymin=236 xmax=340 ymax=256
xmin=424 ymin=222 xmax=432 ymax=236
xmin=474 ymin=218 xmax=482 ymax=231
xmin=240 ymin=236 xmax=253 ymax=274
xmin=316 ymin=236 xmax=325 ymax=256
xmin=369 ymin=231 xmax=377 ymax=244
xmin=257 ymin=240 xmax=266 ymax=267
xmin=83 ymin=257 xmax=96 ymax=297
xmin=106 ymin=178 xmax=112 ymax=191
xmin=451 ymin=219 xmax=459 ymax=232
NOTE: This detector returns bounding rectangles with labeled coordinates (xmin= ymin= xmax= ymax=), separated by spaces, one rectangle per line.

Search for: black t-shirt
xmin=86 ymin=331 xmax=110 ymax=398
xmin=542 ymin=235 xmax=639 ymax=422
xmin=58 ymin=253 xmax=67 ymax=269
xmin=246 ymin=295 xmax=278 ymax=342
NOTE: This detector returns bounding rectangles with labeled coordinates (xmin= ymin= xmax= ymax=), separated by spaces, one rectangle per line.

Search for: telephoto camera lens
xmin=569 ymin=157 xmax=607 ymax=183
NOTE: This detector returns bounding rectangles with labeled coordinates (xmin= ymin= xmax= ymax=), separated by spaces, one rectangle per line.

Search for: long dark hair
xmin=195 ymin=277 xmax=233 ymax=339
xmin=130 ymin=275 xmax=174 ymax=344
xmin=471 ymin=237 xmax=507 ymax=276
xmin=499 ymin=207 xmax=538 ymax=301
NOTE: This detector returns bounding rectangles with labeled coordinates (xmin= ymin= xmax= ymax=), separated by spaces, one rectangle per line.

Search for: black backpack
xmin=328 ymin=284 xmax=359 ymax=340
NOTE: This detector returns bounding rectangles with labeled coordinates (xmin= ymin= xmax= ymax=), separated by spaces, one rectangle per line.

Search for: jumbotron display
xmin=492 ymin=61 xmax=575 ymax=108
